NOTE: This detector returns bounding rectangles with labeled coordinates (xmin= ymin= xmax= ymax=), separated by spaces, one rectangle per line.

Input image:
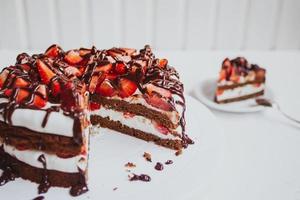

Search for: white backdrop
xmin=0 ymin=0 xmax=299 ymax=51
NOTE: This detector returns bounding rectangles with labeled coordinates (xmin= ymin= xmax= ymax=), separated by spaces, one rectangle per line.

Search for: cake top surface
xmin=218 ymin=57 xmax=266 ymax=85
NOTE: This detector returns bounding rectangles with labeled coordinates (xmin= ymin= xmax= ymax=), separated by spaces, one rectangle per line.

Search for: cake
xmin=0 ymin=44 xmax=193 ymax=196
xmin=215 ymin=57 xmax=266 ymax=103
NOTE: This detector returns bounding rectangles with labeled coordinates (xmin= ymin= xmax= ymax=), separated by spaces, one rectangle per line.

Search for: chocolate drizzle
xmin=69 ymin=168 xmax=89 ymax=196
xmin=32 ymin=196 xmax=44 ymax=200
xmin=37 ymin=154 xmax=50 ymax=194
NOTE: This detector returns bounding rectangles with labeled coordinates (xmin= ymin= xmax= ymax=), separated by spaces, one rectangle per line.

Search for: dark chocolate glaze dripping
xmin=37 ymin=154 xmax=50 ymax=194
xmin=69 ymin=168 xmax=89 ymax=196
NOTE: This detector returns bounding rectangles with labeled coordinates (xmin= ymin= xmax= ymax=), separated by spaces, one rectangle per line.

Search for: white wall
xmin=0 ymin=0 xmax=299 ymax=51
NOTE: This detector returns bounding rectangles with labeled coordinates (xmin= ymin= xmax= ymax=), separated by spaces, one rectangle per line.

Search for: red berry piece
xmin=64 ymin=50 xmax=83 ymax=65
xmin=118 ymin=78 xmax=137 ymax=98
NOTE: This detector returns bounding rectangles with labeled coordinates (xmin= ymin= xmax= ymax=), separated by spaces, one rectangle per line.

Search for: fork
xmin=256 ymin=98 xmax=300 ymax=124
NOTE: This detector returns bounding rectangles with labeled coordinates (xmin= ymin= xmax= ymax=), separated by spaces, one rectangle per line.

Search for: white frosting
xmin=0 ymin=98 xmax=76 ymax=137
xmin=91 ymin=107 xmax=182 ymax=140
xmin=216 ymin=83 xmax=265 ymax=101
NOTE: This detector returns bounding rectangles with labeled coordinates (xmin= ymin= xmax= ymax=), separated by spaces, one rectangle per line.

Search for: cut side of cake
xmin=215 ymin=57 xmax=266 ymax=103
xmin=0 ymin=44 xmax=193 ymax=196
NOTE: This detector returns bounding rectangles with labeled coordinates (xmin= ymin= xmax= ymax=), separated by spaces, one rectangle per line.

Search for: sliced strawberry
xmin=154 ymin=122 xmax=169 ymax=135
xmin=146 ymin=84 xmax=171 ymax=98
xmin=216 ymin=89 xmax=224 ymax=96
xmin=120 ymin=48 xmax=136 ymax=56
xmin=45 ymin=44 xmax=62 ymax=58
xmin=36 ymin=84 xmax=47 ymax=99
xmin=14 ymin=77 xmax=29 ymax=88
xmin=158 ymin=59 xmax=168 ymax=68
xmin=115 ymin=62 xmax=127 ymax=74
xmin=255 ymin=69 xmax=265 ymax=81
xmin=56 ymin=151 xmax=76 ymax=159
xmin=95 ymin=62 xmax=112 ymax=73
xmin=36 ymin=59 xmax=55 ymax=84
xmin=222 ymin=58 xmax=231 ymax=69
xmin=0 ymin=69 xmax=10 ymax=89
xmin=3 ymin=89 xmax=13 ymax=97
xmin=106 ymin=73 xmax=118 ymax=80
xmin=218 ymin=69 xmax=227 ymax=81
xmin=90 ymin=102 xmax=101 ymax=111
xmin=65 ymin=66 xmax=82 ymax=77
xmin=123 ymin=112 xmax=135 ymax=119
xmin=95 ymin=80 xmax=115 ymax=97
xmin=15 ymin=89 xmax=29 ymax=103
xmin=31 ymin=95 xmax=47 ymax=108
xmin=51 ymin=80 xmax=61 ymax=97
xmin=88 ymin=75 xmax=106 ymax=94
xmin=107 ymin=49 xmax=121 ymax=57
xmin=79 ymin=48 xmax=91 ymax=57
xmin=16 ymin=143 xmax=29 ymax=151
xmin=144 ymin=94 xmax=173 ymax=111
xmin=64 ymin=50 xmax=83 ymax=65
xmin=230 ymin=68 xmax=240 ymax=82
xmin=118 ymin=78 xmax=137 ymax=98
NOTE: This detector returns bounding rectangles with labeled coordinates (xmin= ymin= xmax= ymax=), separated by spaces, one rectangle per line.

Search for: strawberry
xmin=36 ymin=84 xmax=47 ymax=99
xmin=120 ymin=48 xmax=136 ymax=56
xmin=36 ymin=59 xmax=55 ymax=84
xmin=222 ymin=58 xmax=231 ymax=69
xmin=45 ymin=44 xmax=62 ymax=58
xmin=0 ymin=69 xmax=9 ymax=89
xmin=88 ymin=75 xmax=106 ymax=94
xmin=14 ymin=77 xmax=29 ymax=88
xmin=256 ymin=69 xmax=265 ymax=81
xmin=118 ymin=78 xmax=137 ymax=98
xmin=107 ymin=49 xmax=121 ymax=57
xmin=216 ymin=89 xmax=224 ymax=96
xmin=115 ymin=62 xmax=127 ymax=74
xmin=106 ymin=73 xmax=118 ymax=80
xmin=146 ymin=84 xmax=171 ymax=98
xmin=158 ymin=59 xmax=168 ymax=68
xmin=95 ymin=80 xmax=115 ymax=97
xmin=144 ymin=94 xmax=173 ymax=111
xmin=15 ymin=89 xmax=29 ymax=103
xmin=154 ymin=122 xmax=169 ymax=135
xmin=3 ymin=89 xmax=13 ymax=97
xmin=219 ymin=69 xmax=227 ymax=81
xmin=65 ymin=66 xmax=82 ymax=77
xmin=95 ymin=62 xmax=112 ymax=73
xmin=89 ymin=102 xmax=101 ymax=111
xmin=230 ymin=68 xmax=240 ymax=82
xmin=16 ymin=143 xmax=29 ymax=151
xmin=51 ymin=80 xmax=61 ymax=97
xmin=79 ymin=48 xmax=91 ymax=56
xmin=31 ymin=95 xmax=47 ymax=108
xmin=64 ymin=50 xmax=83 ymax=65
xmin=19 ymin=64 xmax=31 ymax=72
xmin=56 ymin=151 xmax=76 ymax=159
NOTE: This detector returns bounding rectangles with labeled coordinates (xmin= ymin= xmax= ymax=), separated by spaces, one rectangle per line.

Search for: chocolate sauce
xmin=32 ymin=196 xmax=44 ymax=200
xmin=41 ymin=106 xmax=60 ymax=128
xmin=154 ymin=162 xmax=164 ymax=171
xmin=37 ymin=154 xmax=50 ymax=194
xmin=165 ymin=160 xmax=173 ymax=165
xmin=0 ymin=146 xmax=19 ymax=186
xmin=129 ymin=174 xmax=151 ymax=182
xmin=69 ymin=168 xmax=88 ymax=197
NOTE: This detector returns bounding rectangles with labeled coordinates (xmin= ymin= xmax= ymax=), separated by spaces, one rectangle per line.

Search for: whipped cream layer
xmin=111 ymin=89 xmax=182 ymax=125
xmin=0 ymin=98 xmax=77 ymax=137
xmin=91 ymin=106 xmax=182 ymax=140
xmin=216 ymin=83 xmax=265 ymax=101
xmin=0 ymin=139 xmax=88 ymax=173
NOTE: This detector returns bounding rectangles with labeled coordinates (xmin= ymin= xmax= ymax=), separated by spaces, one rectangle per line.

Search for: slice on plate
xmin=215 ymin=57 xmax=266 ymax=104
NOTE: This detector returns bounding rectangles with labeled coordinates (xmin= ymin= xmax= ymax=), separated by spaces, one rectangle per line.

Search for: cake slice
xmin=0 ymin=51 xmax=89 ymax=196
xmin=215 ymin=57 xmax=266 ymax=103
xmin=86 ymin=45 xmax=193 ymax=150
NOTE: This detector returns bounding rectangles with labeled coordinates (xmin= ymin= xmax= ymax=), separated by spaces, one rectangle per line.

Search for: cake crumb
xmin=125 ymin=169 xmax=131 ymax=172
xmin=175 ymin=149 xmax=182 ymax=156
xmin=113 ymin=187 xmax=118 ymax=191
xmin=143 ymin=152 xmax=152 ymax=162
xmin=125 ymin=162 xmax=136 ymax=168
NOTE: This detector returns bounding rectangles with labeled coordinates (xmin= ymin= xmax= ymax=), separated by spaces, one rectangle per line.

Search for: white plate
xmin=0 ymin=96 xmax=225 ymax=200
xmin=193 ymin=78 xmax=274 ymax=113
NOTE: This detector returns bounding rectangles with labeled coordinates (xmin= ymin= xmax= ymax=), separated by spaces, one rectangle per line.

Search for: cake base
xmin=0 ymin=147 xmax=84 ymax=188
xmin=215 ymin=90 xmax=264 ymax=104
xmin=90 ymin=115 xmax=183 ymax=150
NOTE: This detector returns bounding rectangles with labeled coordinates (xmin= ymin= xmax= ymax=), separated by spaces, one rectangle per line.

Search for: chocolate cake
xmin=215 ymin=57 xmax=266 ymax=103
xmin=0 ymin=44 xmax=192 ymax=196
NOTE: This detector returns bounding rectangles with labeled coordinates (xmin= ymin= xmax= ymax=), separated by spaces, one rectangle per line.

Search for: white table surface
xmin=0 ymin=50 xmax=300 ymax=200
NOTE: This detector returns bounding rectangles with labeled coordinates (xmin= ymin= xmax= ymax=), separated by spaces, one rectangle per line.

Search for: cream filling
xmin=0 ymin=98 xmax=79 ymax=137
xmin=0 ymin=140 xmax=88 ymax=173
xmin=216 ymin=84 xmax=265 ymax=101
xmin=91 ymin=107 xmax=182 ymax=140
